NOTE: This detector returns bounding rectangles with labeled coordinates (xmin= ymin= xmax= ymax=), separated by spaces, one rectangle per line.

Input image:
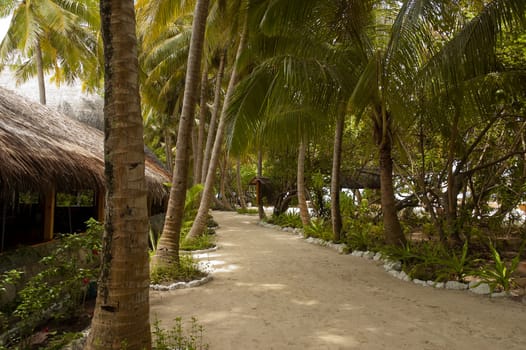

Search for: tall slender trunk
xmin=201 ymin=50 xmax=226 ymax=183
xmin=257 ymin=149 xmax=267 ymax=220
xmin=85 ymin=0 xmax=150 ymax=348
xmin=186 ymin=15 xmax=248 ymax=241
xmin=219 ymin=154 xmax=234 ymax=210
xmin=379 ymin=137 xmax=406 ymax=247
xmin=153 ymin=0 xmax=210 ymax=266
xmin=195 ymin=62 xmax=209 ymax=185
xmin=331 ymin=108 xmax=344 ymax=242
xmin=445 ymin=107 xmax=461 ymax=243
xmin=236 ymin=158 xmax=247 ymax=209
xmin=297 ymin=140 xmax=310 ymax=227
xmin=164 ymin=129 xmax=173 ymax=173
xmin=35 ymin=41 xmax=46 ymax=105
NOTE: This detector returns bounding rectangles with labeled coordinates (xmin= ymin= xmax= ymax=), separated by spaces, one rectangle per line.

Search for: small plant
xmin=150 ymin=254 xmax=206 ymax=284
xmin=152 ymin=317 xmax=209 ymax=350
xmin=180 ymin=234 xmax=215 ymax=251
xmin=304 ymin=218 xmax=332 ymax=241
xmin=236 ymin=208 xmax=258 ymax=215
xmin=432 ymin=241 xmax=475 ymax=282
xmin=270 ymin=212 xmax=302 ymax=228
xmin=472 ymin=241 xmax=523 ymax=292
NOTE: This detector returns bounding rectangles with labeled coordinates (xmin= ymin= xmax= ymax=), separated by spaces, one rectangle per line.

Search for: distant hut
xmin=0 ymin=87 xmax=170 ymax=251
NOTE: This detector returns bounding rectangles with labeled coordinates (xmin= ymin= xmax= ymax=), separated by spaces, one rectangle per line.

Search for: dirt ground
xmin=150 ymin=211 xmax=526 ymax=350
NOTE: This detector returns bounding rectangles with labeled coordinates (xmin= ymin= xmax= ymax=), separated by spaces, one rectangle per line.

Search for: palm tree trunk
xmin=297 ymin=140 xmax=310 ymax=227
xmin=195 ymin=62 xmax=209 ymax=185
xmin=379 ymin=137 xmax=406 ymax=247
xmin=153 ymin=0 xmax=210 ymax=267
xmin=201 ymin=49 xmax=226 ymax=183
xmin=85 ymin=1 xmax=150 ymax=348
xmin=186 ymin=14 xmax=248 ymax=241
xmin=445 ymin=107 xmax=461 ymax=243
xmin=164 ymin=129 xmax=173 ymax=173
xmin=236 ymin=158 xmax=247 ymax=209
xmin=35 ymin=41 xmax=46 ymax=105
xmin=331 ymin=108 xmax=344 ymax=242
xmin=219 ymin=154 xmax=234 ymax=210
xmin=257 ymin=149 xmax=267 ymax=220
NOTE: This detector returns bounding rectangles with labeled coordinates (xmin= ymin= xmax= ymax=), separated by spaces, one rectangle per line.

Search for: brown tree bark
xmin=331 ymin=108 xmax=345 ymax=242
xmin=195 ymin=62 xmax=209 ymax=185
xmin=85 ymin=0 xmax=150 ymax=348
xmin=153 ymin=0 xmax=210 ymax=266
xmin=297 ymin=140 xmax=311 ymax=227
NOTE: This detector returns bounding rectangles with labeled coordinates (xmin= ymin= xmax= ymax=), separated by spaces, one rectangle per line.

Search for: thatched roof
xmin=0 ymin=70 xmax=104 ymax=129
xmin=0 ymin=86 xmax=170 ymax=203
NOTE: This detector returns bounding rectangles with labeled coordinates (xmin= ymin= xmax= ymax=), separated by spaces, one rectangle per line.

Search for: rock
xmin=373 ymin=252 xmax=383 ymax=261
xmin=383 ymin=260 xmax=402 ymax=271
xmin=398 ymin=270 xmax=411 ymax=282
xmin=388 ymin=270 xmax=400 ymax=278
xmin=413 ymin=279 xmax=427 ymax=286
xmin=468 ymin=281 xmax=491 ymax=295
xmin=426 ymin=280 xmax=436 ymax=287
xmin=352 ymin=251 xmax=364 ymax=257
xmin=491 ymin=291 xmax=509 ymax=298
xmin=363 ymin=251 xmax=375 ymax=259
xmin=434 ymin=282 xmax=445 ymax=289
xmin=445 ymin=281 xmax=468 ymax=290
xmin=187 ymin=280 xmax=201 ymax=288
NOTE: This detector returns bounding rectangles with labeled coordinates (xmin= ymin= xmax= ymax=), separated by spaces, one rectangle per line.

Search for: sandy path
xmin=150 ymin=211 xmax=526 ymax=350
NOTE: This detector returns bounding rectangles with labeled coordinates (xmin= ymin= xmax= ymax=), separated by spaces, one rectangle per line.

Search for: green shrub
xmin=236 ymin=208 xmax=258 ymax=215
xmin=269 ymin=212 xmax=302 ymax=228
xmin=8 ymin=218 xmax=102 ymax=344
xmin=180 ymin=234 xmax=215 ymax=251
xmin=304 ymin=218 xmax=333 ymax=241
xmin=150 ymin=255 xmax=206 ymax=284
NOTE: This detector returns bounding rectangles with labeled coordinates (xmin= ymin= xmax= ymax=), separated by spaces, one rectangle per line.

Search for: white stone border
xmin=180 ymin=245 xmax=219 ymax=254
xmin=150 ymin=275 xmax=213 ymax=291
xmin=259 ymin=221 xmax=522 ymax=301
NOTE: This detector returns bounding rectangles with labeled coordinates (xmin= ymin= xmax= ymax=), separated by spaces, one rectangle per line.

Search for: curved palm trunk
xmin=85 ymin=1 xmax=150 ymax=349
xmin=194 ymin=62 xmax=209 ymax=185
xmin=297 ymin=140 xmax=310 ymax=227
xmin=236 ymin=158 xmax=247 ymax=209
xmin=331 ymin=109 xmax=344 ymax=242
xmin=257 ymin=149 xmax=267 ymax=220
xmin=153 ymin=0 xmax=210 ymax=267
xmin=35 ymin=41 xmax=46 ymax=105
xmin=186 ymin=17 xmax=248 ymax=241
xmin=379 ymin=137 xmax=406 ymax=247
xmin=201 ymin=49 xmax=227 ymax=183
xmin=219 ymin=154 xmax=234 ymax=210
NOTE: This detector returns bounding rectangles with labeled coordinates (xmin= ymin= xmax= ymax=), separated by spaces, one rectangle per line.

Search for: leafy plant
xmin=150 ymin=254 xmax=206 ymax=284
xmin=472 ymin=241 xmax=524 ymax=292
xmin=432 ymin=241 xmax=475 ymax=282
xmin=152 ymin=317 xmax=209 ymax=350
xmin=11 ymin=219 xmax=102 ymax=340
xmin=180 ymin=234 xmax=215 ymax=251
xmin=304 ymin=218 xmax=332 ymax=241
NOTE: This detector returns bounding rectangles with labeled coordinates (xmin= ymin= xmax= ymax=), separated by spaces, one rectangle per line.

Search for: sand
xmin=150 ymin=211 xmax=526 ymax=350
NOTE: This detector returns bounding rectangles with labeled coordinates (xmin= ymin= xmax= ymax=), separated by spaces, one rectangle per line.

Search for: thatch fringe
xmin=0 ymin=87 xmax=170 ymax=203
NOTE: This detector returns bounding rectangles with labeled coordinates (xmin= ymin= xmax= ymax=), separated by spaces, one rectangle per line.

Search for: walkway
xmin=150 ymin=211 xmax=526 ymax=350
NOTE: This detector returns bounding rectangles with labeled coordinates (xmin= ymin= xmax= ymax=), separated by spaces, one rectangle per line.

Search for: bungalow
xmin=0 ymin=87 xmax=170 ymax=252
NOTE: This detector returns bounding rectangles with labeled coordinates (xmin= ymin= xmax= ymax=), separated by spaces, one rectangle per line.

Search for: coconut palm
xmin=151 ymin=0 xmax=211 ymax=267
xmin=0 ymin=0 xmax=100 ymax=104
xmin=84 ymin=0 xmax=150 ymax=348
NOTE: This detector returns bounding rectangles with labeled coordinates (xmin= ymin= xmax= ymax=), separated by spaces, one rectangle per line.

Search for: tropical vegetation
xmin=0 ymin=0 xmax=525 ymax=348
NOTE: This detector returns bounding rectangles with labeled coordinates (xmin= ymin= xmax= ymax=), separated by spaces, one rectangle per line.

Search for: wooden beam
xmin=43 ymin=187 xmax=55 ymax=241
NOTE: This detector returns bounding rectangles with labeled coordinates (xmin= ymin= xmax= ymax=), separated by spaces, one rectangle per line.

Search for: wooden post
xmin=96 ymin=190 xmax=105 ymax=222
xmin=43 ymin=186 xmax=55 ymax=241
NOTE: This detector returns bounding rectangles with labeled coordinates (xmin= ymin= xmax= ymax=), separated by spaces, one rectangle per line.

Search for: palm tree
xmin=0 ymin=0 xmax=100 ymax=104
xmin=85 ymin=0 xmax=150 ymax=348
xmin=185 ymin=5 xmax=249 ymax=241
xmin=152 ymin=0 xmax=211 ymax=267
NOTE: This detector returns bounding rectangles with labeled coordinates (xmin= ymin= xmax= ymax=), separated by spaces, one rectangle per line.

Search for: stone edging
xmin=150 ymin=275 xmax=213 ymax=291
xmin=258 ymin=221 xmax=523 ymax=301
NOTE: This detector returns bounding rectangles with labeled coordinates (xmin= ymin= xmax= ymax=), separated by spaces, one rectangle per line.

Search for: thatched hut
xmin=0 ymin=87 xmax=170 ymax=251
